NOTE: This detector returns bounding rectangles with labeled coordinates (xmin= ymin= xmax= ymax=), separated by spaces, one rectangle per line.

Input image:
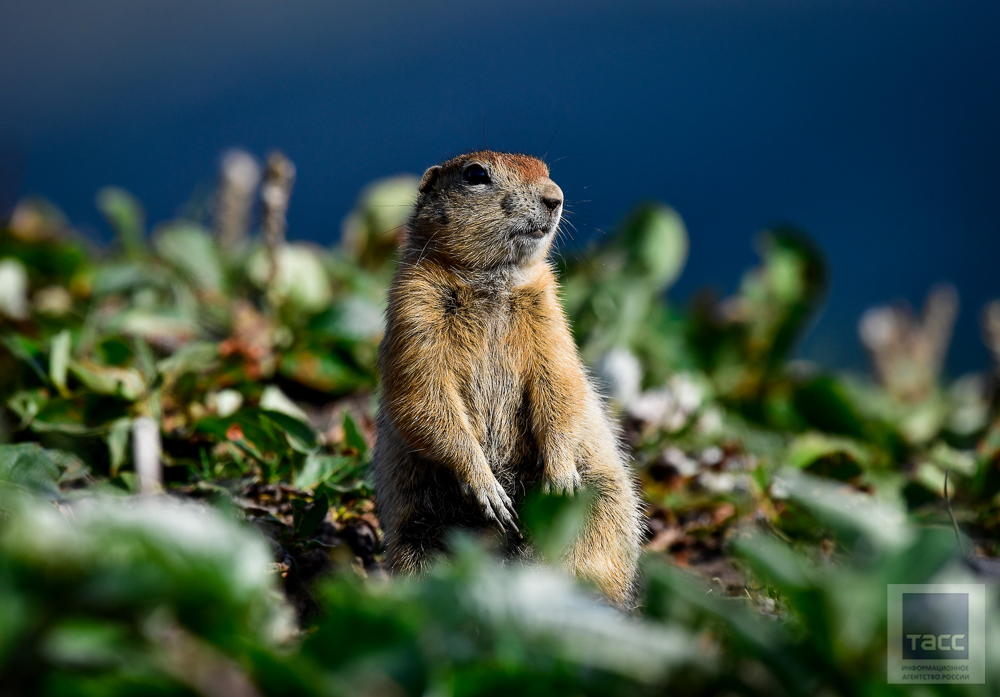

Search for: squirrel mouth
xmin=512 ymin=223 xmax=552 ymax=239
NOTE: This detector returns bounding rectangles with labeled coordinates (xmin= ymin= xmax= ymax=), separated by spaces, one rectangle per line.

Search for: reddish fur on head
xmin=440 ymin=150 xmax=550 ymax=181
xmin=409 ymin=151 xmax=564 ymax=271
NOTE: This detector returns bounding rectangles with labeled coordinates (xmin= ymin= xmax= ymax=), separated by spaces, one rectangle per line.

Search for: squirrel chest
xmin=436 ymin=281 xmax=545 ymax=473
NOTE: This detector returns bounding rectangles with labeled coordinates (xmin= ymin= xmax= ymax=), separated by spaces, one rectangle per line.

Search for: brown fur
xmin=373 ymin=150 xmax=642 ymax=607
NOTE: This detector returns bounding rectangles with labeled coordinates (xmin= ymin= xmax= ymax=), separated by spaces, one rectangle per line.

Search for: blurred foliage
xmin=1 ymin=148 xmax=999 ymax=695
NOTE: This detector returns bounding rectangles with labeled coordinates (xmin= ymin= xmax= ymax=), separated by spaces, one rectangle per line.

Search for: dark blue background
xmin=1 ymin=0 xmax=997 ymax=371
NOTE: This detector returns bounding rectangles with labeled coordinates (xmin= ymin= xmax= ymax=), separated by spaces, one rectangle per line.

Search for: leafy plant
xmin=1 ymin=148 xmax=999 ymax=694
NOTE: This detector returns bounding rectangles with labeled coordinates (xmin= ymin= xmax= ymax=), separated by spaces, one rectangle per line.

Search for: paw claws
xmin=542 ymin=466 xmax=581 ymax=498
xmin=470 ymin=475 xmax=519 ymax=533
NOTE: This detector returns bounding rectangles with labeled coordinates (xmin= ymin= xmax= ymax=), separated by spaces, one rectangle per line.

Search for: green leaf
xmin=248 ymin=243 xmax=332 ymax=313
xmin=130 ymin=333 xmax=157 ymax=383
xmin=0 ymin=443 xmax=88 ymax=501
xmin=339 ymin=174 xmax=418 ymax=269
xmin=153 ymin=221 xmax=226 ymax=294
xmin=7 ymin=389 xmax=47 ymax=428
xmin=521 ymin=489 xmax=593 ymax=563
xmin=616 ymin=203 xmax=689 ymax=290
xmin=259 ymin=385 xmax=310 ymax=422
xmin=342 ymin=412 xmax=368 ymax=457
xmin=28 ymin=396 xmax=113 ymax=436
xmin=293 ymin=493 xmax=329 ymax=539
xmin=2 ymin=334 xmax=50 ymax=384
xmin=0 ymin=495 xmax=288 ymax=650
xmin=69 ymin=360 xmax=146 ymax=401
xmin=95 ymin=187 xmax=146 ymax=259
xmin=730 ymin=530 xmax=811 ymax=591
xmin=774 ymin=468 xmax=913 ymax=551
xmin=49 ymin=329 xmax=71 ymax=396
xmin=0 ymin=443 xmax=61 ymax=499
xmin=792 ymin=376 xmax=865 ymax=438
xmin=195 ymin=409 xmax=287 ymax=458
xmin=294 ymin=453 xmax=359 ymax=490
xmin=107 ymin=418 xmax=131 ymax=476
xmin=311 ymin=296 xmax=386 ymax=342
xmin=927 ymin=442 xmax=976 ymax=477
xmin=156 ymin=341 xmax=219 ymax=381
xmin=41 ymin=619 xmax=131 ymax=668
xmin=262 ymin=410 xmax=318 ymax=454
xmin=91 ymin=262 xmax=163 ymax=296
xmin=95 ymin=336 xmax=134 ymax=367
xmin=278 ymin=349 xmax=366 ymax=394
xmin=113 ymin=310 xmax=199 ymax=347
xmin=786 ymin=432 xmax=871 ymax=481
xmin=0 ymin=257 xmax=29 ymax=320
xmin=914 ymin=461 xmax=946 ymax=495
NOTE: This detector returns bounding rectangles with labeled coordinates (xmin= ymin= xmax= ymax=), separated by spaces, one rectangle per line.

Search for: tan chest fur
xmin=446 ymin=282 xmax=540 ymax=474
xmin=382 ymin=263 xmax=552 ymax=481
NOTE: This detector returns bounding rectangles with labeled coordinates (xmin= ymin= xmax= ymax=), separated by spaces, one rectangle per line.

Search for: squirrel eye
xmin=462 ymin=163 xmax=491 ymax=185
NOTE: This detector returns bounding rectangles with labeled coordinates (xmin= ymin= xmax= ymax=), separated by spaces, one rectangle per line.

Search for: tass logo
xmin=888 ymin=584 xmax=985 ymax=684
xmin=902 ymin=593 xmax=969 ymax=660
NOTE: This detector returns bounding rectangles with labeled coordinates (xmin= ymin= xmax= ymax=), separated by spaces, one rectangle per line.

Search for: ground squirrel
xmin=373 ymin=150 xmax=642 ymax=607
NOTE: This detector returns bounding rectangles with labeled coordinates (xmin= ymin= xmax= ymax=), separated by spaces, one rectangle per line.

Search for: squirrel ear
xmin=418 ymin=166 xmax=441 ymax=193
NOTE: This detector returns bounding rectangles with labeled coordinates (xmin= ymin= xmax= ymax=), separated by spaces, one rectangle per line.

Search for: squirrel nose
xmin=539 ymin=181 xmax=563 ymax=212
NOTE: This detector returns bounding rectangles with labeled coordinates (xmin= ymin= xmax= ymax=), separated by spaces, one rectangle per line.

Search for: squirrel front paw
xmin=541 ymin=458 xmax=581 ymax=496
xmin=461 ymin=471 xmax=519 ymax=533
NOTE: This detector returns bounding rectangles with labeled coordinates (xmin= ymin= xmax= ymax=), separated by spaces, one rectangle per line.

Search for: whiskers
xmin=547 ymin=155 xmax=571 ymax=169
xmin=542 ymin=120 xmax=563 ymax=163
xmin=552 ymin=207 xmax=603 ymax=279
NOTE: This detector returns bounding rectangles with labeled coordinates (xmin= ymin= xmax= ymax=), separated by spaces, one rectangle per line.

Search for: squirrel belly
xmin=372 ymin=150 xmax=642 ymax=607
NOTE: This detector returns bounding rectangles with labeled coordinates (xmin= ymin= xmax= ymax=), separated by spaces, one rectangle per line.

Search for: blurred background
xmin=3 ymin=4 xmax=1000 ymax=693
xmin=1 ymin=0 xmax=997 ymax=371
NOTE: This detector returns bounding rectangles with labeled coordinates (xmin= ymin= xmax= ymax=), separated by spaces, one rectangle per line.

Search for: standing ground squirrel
xmin=373 ymin=150 xmax=642 ymax=607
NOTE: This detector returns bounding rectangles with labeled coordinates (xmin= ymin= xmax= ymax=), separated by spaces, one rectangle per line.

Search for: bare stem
xmin=215 ymin=149 xmax=261 ymax=251
xmin=943 ymin=467 xmax=966 ymax=557
xmin=260 ymin=151 xmax=296 ymax=291
xmin=132 ymin=416 xmax=163 ymax=495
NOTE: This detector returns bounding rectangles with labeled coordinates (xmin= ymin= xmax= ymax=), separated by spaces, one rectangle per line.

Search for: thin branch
xmin=943 ymin=467 xmax=966 ymax=557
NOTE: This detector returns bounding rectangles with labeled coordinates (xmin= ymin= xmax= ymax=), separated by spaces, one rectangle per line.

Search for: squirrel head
xmin=407 ymin=151 xmax=564 ymax=270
